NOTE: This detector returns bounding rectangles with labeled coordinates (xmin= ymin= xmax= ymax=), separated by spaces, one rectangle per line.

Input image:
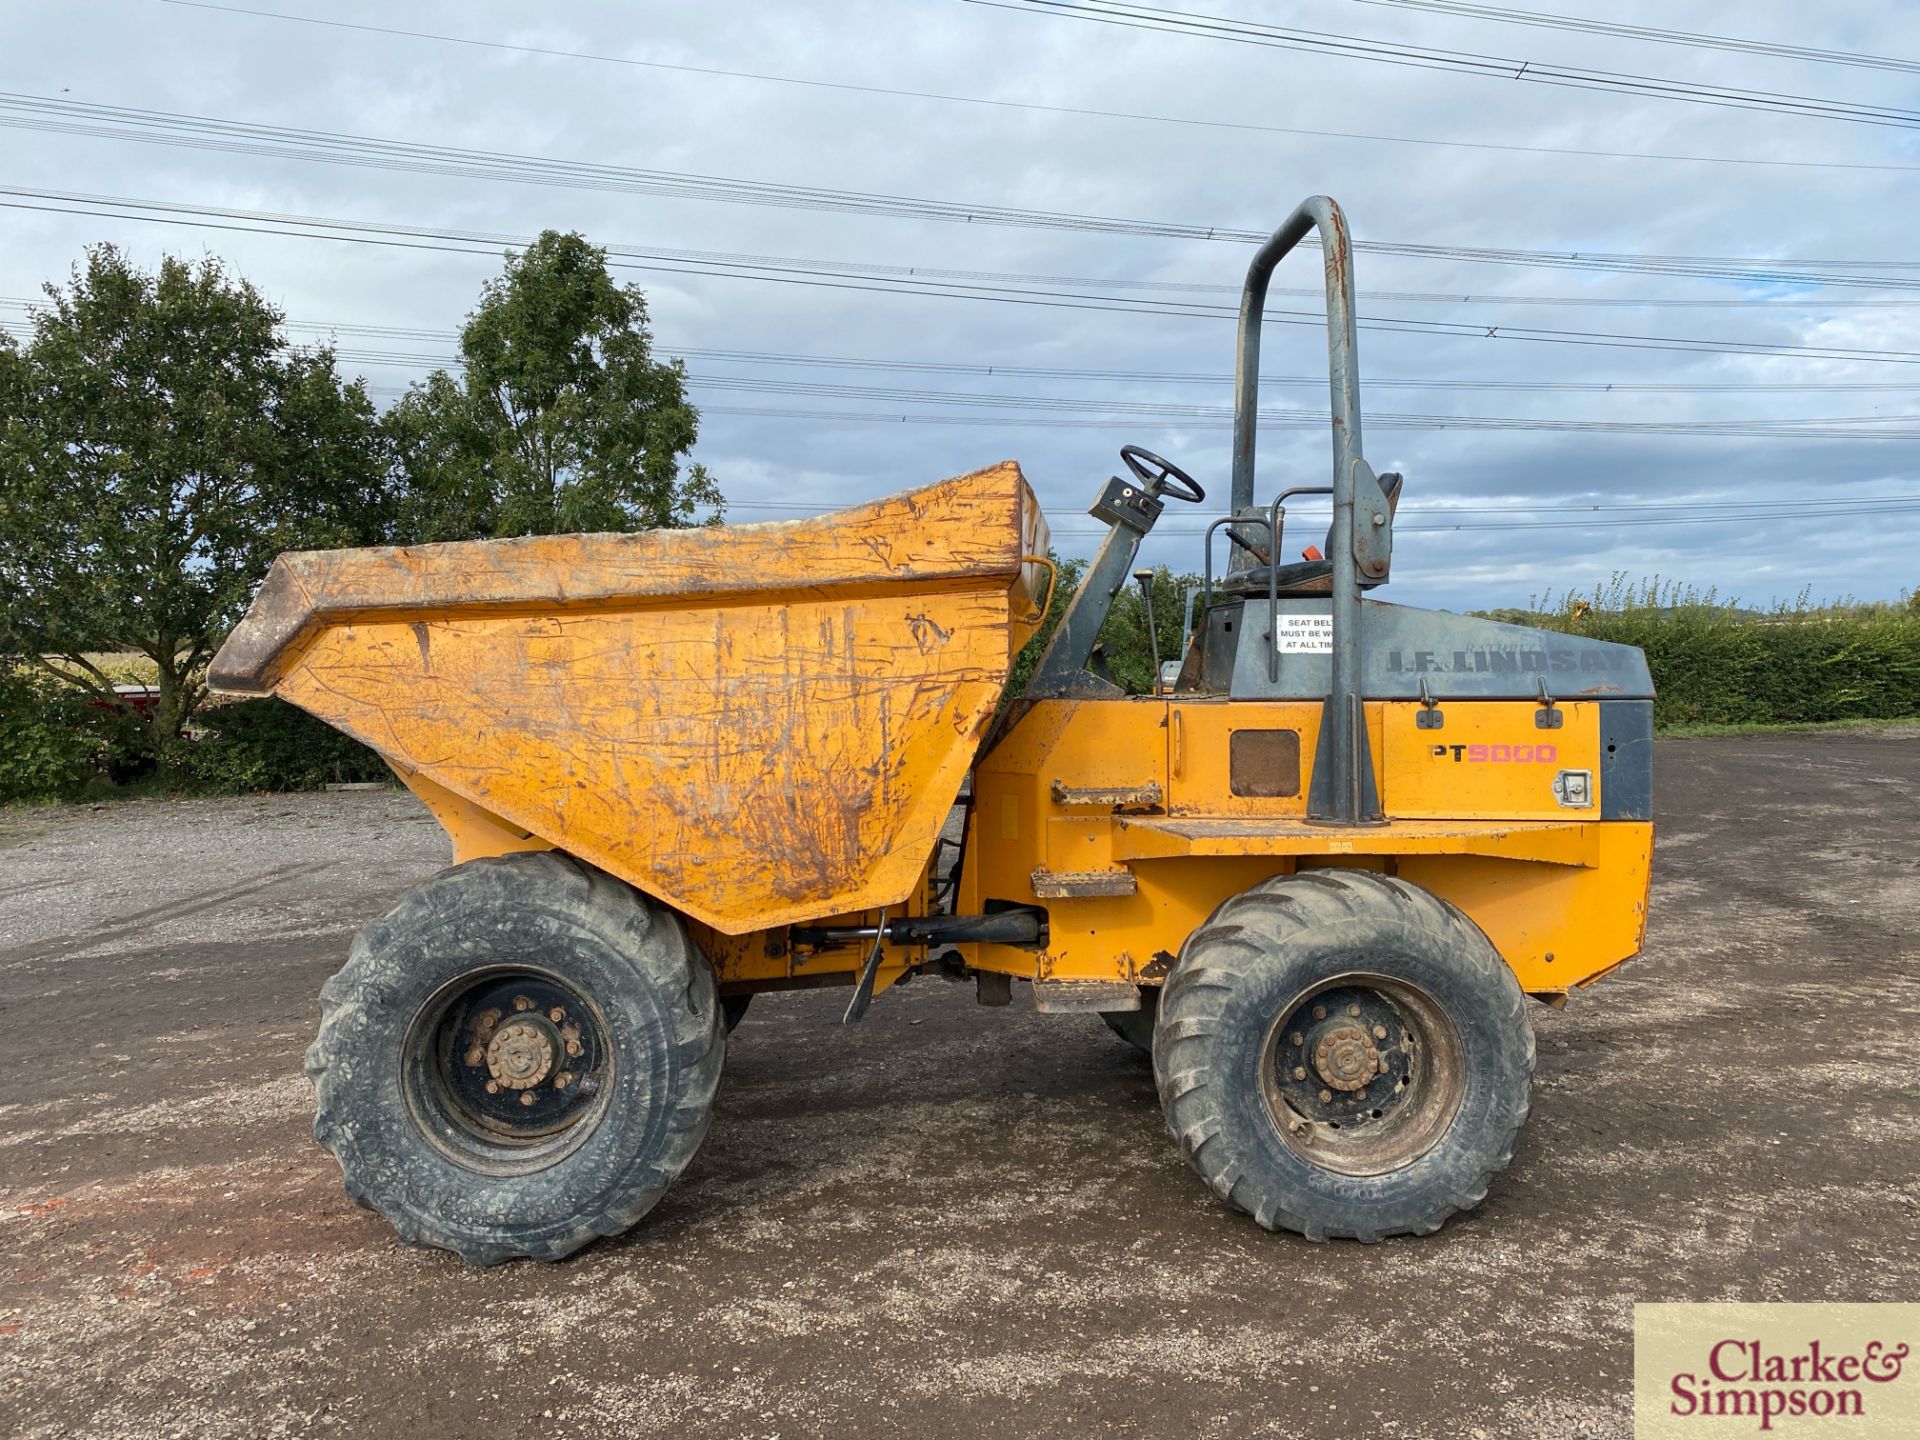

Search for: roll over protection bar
xmin=1231 ymin=196 xmax=1390 ymax=824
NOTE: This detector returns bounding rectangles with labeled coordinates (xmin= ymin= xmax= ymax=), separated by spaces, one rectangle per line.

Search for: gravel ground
xmin=1 ymin=734 xmax=1916 ymax=1438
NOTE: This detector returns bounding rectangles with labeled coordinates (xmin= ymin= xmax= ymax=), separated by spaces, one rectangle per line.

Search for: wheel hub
xmin=487 ymin=1017 xmax=557 ymax=1090
xmin=1312 ymin=1022 xmax=1381 ymax=1092
xmin=1261 ymin=975 xmax=1466 ymax=1178
xmin=410 ymin=972 xmax=609 ymax=1160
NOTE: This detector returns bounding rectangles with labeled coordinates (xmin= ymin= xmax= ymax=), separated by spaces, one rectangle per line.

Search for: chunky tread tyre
xmin=307 ymin=852 xmax=725 ymax=1265
xmin=1099 ymin=988 xmax=1158 ymax=1055
xmin=1152 ymin=871 xmax=1533 ymax=1241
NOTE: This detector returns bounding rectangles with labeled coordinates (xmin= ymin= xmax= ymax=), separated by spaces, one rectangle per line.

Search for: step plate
xmin=1032 ymin=980 xmax=1141 ymax=1013
xmin=1030 ymin=868 xmax=1138 ymax=899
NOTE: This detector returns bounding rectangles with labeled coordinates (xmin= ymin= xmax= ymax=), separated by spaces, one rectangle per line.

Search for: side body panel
xmin=286 ymin=586 xmax=1011 ymax=934
xmin=394 ymin=690 xmax=1651 ymax=999
xmin=956 ymin=697 xmax=1651 ymax=996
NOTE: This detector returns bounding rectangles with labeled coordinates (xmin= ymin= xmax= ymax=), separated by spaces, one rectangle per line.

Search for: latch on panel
xmin=1415 ymin=676 xmax=1444 ymax=730
xmin=1552 ymin=769 xmax=1593 ymax=808
xmin=1535 ymin=677 xmax=1564 ymax=730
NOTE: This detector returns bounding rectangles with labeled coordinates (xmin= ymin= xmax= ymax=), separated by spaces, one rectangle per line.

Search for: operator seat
xmin=1219 ymin=472 xmax=1404 ymax=598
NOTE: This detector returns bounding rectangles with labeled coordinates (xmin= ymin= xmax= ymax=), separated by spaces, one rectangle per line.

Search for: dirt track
xmin=1 ymin=734 xmax=1916 ymax=1439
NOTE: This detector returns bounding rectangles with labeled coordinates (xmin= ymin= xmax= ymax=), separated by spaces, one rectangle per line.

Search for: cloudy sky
xmin=6 ymin=0 xmax=1919 ymax=609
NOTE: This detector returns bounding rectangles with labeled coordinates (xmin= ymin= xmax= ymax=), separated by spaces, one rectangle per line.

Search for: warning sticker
xmin=1275 ymin=614 xmax=1334 ymax=654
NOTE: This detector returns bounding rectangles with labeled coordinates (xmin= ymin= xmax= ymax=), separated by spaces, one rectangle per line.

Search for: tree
xmin=0 ymin=246 xmax=388 ymax=770
xmin=1097 ymin=565 xmax=1202 ymax=694
xmin=1001 ymin=557 xmax=1205 ymax=700
xmin=387 ymin=230 xmax=720 ymax=541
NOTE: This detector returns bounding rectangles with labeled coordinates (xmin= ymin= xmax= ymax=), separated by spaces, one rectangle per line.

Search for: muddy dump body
xmin=212 ymin=462 xmax=1049 ymax=933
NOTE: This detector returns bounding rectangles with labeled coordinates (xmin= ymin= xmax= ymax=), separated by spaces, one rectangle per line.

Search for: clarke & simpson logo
xmin=1635 ymin=1305 xmax=1918 ymax=1437
xmin=1669 ymin=1337 xmax=1908 ymax=1428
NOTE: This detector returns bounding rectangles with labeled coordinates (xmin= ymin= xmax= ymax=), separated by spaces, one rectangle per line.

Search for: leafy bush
xmin=183 ymin=698 xmax=389 ymax=793
xmin=1022 ymin=565 xmax=1920 ymax=732
xmin=2 ymin=663 xmax=387 ymax=801
xmin=1510 ymin=576 xmax=1920 ymax=729
xmin=0 ymin=665 xmax=123 ymax=801
xmin=7 ymin=565 xmax=1913 ymax=808
xmin=1005 ymin=557 xmax=1202 ymax=705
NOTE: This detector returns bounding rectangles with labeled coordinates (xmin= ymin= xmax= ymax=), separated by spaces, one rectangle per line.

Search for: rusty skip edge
xmin=208 ymin=462 xmax=1044 ymax=695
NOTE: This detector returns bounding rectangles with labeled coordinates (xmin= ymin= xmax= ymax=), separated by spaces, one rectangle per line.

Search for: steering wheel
xmin=1119 ymin=445 xmax=1205 ymax=504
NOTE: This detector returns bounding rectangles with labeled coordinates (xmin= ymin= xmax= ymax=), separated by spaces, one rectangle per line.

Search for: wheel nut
xmin=464 ymin=1046 xmax=485 ymax=1067
xmin=566 ymin=1040 xmax=583 ymax=1058
xmin=1292 ymin=1066 xmax=1307 ymax=1081
xmin=1320 ymin=1088 xmax=1333 ymax=1103
xmin=1348 ymin=1004 xmax=1360 ymax=1017
xmin=1289 ymin=1032 xmax=1304 ymax=1047
xmin=1373 ymin=1024 xmax=1387 ymax=1039
xmin=487 ymin=1018 xmax=556 ymax=1090
xmin=484 ymin=1080 xmax=499 ymax=1094
xmin=519 ymin=1092 xmax=535 ymax=1107
xmin=549 ymin=1006 xmax=566 ymax=1023
xmin=554 ymin=1071 xmax=574 ymax=1089
xmin=513 ymin=995 xmax=535 ymax=1012
xmin=1312 ymin=1006 xmax=1326 ymax=1021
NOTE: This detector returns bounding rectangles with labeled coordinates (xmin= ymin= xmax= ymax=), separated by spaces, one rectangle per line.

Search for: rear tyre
xmin=1099 ymin=988 xmax=1158 ymax=1055
xmin=1154 ymin=871 xmax=1532 ymax=1241
xmin=307 ymin=852 xmax=725 ymax=1265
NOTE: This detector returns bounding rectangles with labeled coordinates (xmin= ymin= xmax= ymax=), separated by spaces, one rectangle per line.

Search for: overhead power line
xmin=11 ymin=189 xmax=1920 ymax=368
xmin=1342 ymin=0 xmax=1920 ymax=77
xmin=332 ymin=391 xmax=1920 ymax=533
xmin=688 ymin=376 xmax=1920 ymax=435
xmin=629 ymin=348 xmax=1920 ymax=393
xmin=311 ymin=349 xmax=1920 ymax=440
xmin=272 ymin=341 xmax=1920 ymax=438
xmin=672 ymin=470 xmax=1920 ymax=535
xmin=983 ymin=0 xmax=1920 ymax=131
xmin=22 ymin=94 xmax=1920 ymax=311
xmin=681 ymin=404 xmax=1920 ymax=442
xmin=703 ymin=491 xmax=1920 ymax=517
xmin=1038 ymin=498 xmax=1920 ymax=537
xmin=10 ymin=94 xmax=1919 ymax=290
xmin=290 ymin=338 xmax=1920 ymax=439
xmin=20 ymin=300 xmax=1914 ymax=439
xmin=154 ymin=0 xmax=1920 ymax=176
xmin=14 ymin=298 xmax=1920 ymax=395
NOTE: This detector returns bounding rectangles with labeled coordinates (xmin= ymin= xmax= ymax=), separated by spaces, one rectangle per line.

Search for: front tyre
xmin=1154 ymin=871 xmax=1533 ymax=1241
xmin=307 ymin=852 xmax=725 ymax=1265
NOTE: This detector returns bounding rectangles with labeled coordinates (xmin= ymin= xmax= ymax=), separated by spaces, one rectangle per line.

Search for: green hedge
xmin=0 ymin=670 xmax=387 ymax=802
xmin=0 ymin=668 xmax=118 ymax=801
xmin=1503 ymin=580 xmax=1920 ymax=729
xmin=7 ymin=577 xmax=1916 ymax=803
xmin=180 ymin=698 xmax=390 ymax=793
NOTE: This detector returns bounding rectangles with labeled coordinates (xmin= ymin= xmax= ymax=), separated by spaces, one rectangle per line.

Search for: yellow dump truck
xmin=211 ymin=197 xmax=1653 ymax=1263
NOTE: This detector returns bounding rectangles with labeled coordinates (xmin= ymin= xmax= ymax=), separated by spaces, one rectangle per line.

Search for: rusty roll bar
xmin=1230 ymin=195 xmax=1363 ymax=518
xmin=1229 ymin=196 xmax=1385 ymax=825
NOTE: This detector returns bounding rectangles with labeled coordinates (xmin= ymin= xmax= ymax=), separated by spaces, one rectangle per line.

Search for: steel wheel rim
xmin=1259 ymin=969 xmax=1465 ymax=1177
xmin=401 ymin=964 xmax=616 ymax=1176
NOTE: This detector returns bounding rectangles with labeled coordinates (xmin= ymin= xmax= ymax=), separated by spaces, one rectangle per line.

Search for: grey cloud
xmin=6 ymin=0 xmax=1917 ymax=608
